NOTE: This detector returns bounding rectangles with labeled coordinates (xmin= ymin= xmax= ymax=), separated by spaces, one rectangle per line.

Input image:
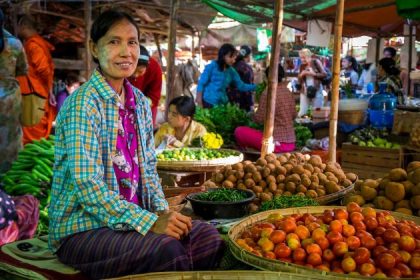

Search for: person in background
xmin=383 ymin=46 xmax=397 ymax=60
xmin=227 ymin=45 xmax=254 ymax=111
xmin=49 ymin=10 xmax=224 ymax=279
xmin=357 ymin=62 xmax=377 ymax=93
xmin=129 ymin=45 xmax=162 ymax=127
xmin=377 ymin=57 xmax=404 ymax=105
xmin=154 ymin=96 xmax=206 ymax=148
xmin=196 ymin=43 xmax=256 ymax=108
xmin=340 ymin=55 xmax=359 ymax=89
xmin=56 ymin=72 xmax=81 ymax=112
xmin=235 ymin=64 xmax=296 ymax=153
xmin=0 ymin=9 xmax=28 ymax=173
xmin=16 ymin=15 xmax=56 ymax=144
xmin=297 ymin=48 xmax=327 ymax=117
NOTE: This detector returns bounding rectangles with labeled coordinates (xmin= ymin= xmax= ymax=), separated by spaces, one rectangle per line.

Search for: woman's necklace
xmin=118 ymin=87 xmax=125 ymax=105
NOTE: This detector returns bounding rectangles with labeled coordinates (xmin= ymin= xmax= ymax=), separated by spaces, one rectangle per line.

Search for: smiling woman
xmin=48 ymin=10 xmax=224 ymax=279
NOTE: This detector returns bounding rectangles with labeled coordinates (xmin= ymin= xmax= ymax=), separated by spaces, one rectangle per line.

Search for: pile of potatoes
xmin=343 ymin=161 xmax=420 ymax=216
xmin=205 ymin=153 xmax=358 ymax=212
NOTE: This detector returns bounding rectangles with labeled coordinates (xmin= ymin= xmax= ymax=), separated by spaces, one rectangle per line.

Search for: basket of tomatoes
xmin=228 ymin=204 xmax=420 ymax=278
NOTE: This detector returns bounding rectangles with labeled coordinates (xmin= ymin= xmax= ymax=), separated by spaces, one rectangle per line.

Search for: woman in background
xmin=196 ymin=43 xmax=256 ymax=108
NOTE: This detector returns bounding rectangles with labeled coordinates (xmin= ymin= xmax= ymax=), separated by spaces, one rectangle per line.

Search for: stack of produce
xmin=157 ymin=148 xmax=239 ymax=161
xmin=0 ymin=136 xmax=54 ymax=234
xmin=343 ymin=162 xmax=420 ymax=216
xmin=348 ymin=127 xmax=400 ymax=148
xmin=204 ymin=153 xmax=357 ymax=212
xmin=235 ymin=204 xmax=420 ymax=277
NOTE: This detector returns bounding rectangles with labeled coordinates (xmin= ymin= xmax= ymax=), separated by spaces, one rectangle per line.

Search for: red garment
xmin=129 ymin=57 xmax=162 ymax=124
xmin=254 ymin=82 xmax=297 ymax=143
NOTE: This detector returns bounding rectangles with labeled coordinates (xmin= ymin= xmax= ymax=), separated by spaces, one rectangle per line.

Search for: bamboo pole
xmin=153 ymin=33 xmax=164 ymax=66
xmin=408 ymin=24 xmax=413 ymax=96
xmin=165 ymin=0 xmax=179 ymax=119
xmin=84 ymin=0 xmax=92 ymax=79
xmin=260 ymin=0 xmax=284 ymax=157
xmin=328 ymin=0 xmax=345 ymax=163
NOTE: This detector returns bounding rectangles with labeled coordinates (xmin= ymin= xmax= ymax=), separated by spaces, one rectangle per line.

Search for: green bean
xmin=259 ymin=195 xmax=319 ymax=211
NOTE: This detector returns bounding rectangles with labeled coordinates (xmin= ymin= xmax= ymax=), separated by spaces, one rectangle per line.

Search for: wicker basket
xmin=338 ymin=110 xmax=366 ymax=125
xmin=109 ymin=270 xmax=334 ymax=280
xmin=228 ymin=206 xmax=420 ymax=279
xmin=157 ymin=149 xmax=243 ymax=172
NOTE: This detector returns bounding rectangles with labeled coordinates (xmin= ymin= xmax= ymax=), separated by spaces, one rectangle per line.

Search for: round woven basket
xmin=108 ymin=270 xmax=336 ymax=280
xmin=228 ymin=206 xmax=420 ymax=279
xmin=338 ymin=110 xmax=366 ymax=125
xmin=157 ymin=149 xmax=243 ymax=172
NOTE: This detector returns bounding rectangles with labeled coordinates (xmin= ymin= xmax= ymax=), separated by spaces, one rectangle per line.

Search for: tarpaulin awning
xmin=396 ymin=0 xmax=420 ymax=20
xmin=202 ymin=0 xmax=419 ymax=38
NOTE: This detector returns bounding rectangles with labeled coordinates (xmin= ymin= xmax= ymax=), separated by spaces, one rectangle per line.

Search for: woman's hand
xmin=150 ymin=211 xmax=192 ymax=240
xmin=164 ymin=134 xmax=177 ymax=145
xmin=196 ymin=92 xmax=203 ymax=107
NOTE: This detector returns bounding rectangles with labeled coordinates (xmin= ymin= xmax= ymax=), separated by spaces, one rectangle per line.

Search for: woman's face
xmin=341 ymin=58 xmax=350 ymax=70
xmin=90 ymin=19 xmax=139 ymax=84
xmin=300 ymin=54 xmax=311 ymax=65
xmin=168 ymin=104 xmax=190 ymax=128
xmin=224 ymin=52 xmax=237 ymax=66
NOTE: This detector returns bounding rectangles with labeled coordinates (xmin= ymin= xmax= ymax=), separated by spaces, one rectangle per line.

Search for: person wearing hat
xmin=130 ymin=45 xmax=162 ymax=126
xmin=227 ymin=45 xmax=255 ymax=111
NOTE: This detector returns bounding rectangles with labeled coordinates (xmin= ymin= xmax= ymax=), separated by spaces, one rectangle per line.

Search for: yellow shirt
xmin=154 ymin=120 xmax=207 ymax=148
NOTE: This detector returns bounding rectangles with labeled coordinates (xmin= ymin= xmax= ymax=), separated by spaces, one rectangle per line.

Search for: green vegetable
xmin=157 ymin=148 xmax=238 ymax=161
xmin=294 ymin=123 xmax=313 ymax=148
xmin=195 ymin=104 xmax=259 ymax=146
xmin=195 ymin=188 xmax=248 ymax=202
xmin=259 ymin=195 xmax=319 ymax=212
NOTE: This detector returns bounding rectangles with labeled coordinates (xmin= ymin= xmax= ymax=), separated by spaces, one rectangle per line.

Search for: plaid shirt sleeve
xmin=64 ymin=96 xmax=158 ymax=236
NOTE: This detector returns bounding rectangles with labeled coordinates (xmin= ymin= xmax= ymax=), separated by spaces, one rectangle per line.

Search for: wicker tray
xmin=314 ymin=181 xmax=355 ymax=205
xmin=228 ymin=206 xmax=420 ymax=279
xmin=109 ymin=270 xmax=334 ymax=280
xmin=157 ymin=149 xmax=243 ymax=172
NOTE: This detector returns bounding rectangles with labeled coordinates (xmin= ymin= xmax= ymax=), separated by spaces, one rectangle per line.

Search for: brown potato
xmin=214 ymin=173 xmax=224 ymax=183
xmin=265 ymin=154 xmax=277 ymax=164
xmin=267 ymin=163 xmax=276 ymax=173
xmin=296 ymin=185 xmax=307 ymax=193
xmin=222 ymin=180 xmax=234 ymax=188
xmin=306 ymin=189 xmax=318 ymax=198
xmin=303 ymin=163 xmax=314 ymax=173
xmin=244 ymin=178 xmax=256 ymax=188
xmin=277 ymin=155 xmax=288 ymax=164
xmin=286 ymin=174 xmax=301 ymax=184
xmin=256 ymin=157 xmax=268 ymax=166
xmin=252 ymin=172 xmax=262 ymax=183
xmin=345 ymin=172 xmax=358 ymax=182
xmin=268 ymin=182 xmax=277 ymax=192
xmin=342 ymin=179 xmax=352 ymax=188
xmin=261 ymin=167 xmax=271 ymax=178
xmin=301 ymin=176 xmax=311 ymax=187
xmin=252 ymin=185 xmax=263 ymax=193
xmin=283 ymin=191 xmax=292 ymax=196
xmin=308 ymin=156 xmax=322 ymax=167
xmin=408 ymin=169 xmax=420 ymax=184
xmin=286 ymin=182 xmax=296 ymax=193
xmin=283 ymin=163 xmax=294 ymax=173
xmin=232 ymin=162 xmax=244 ymax=171
xmin=407 ymin=161 xmax=420 ymax=173
xmin=343 ymin=194 xmax=365 ymax=206
xmin=248 ymin=203 xmax=259 ymax=213
xmin=327 ymin=175 xmax=339 ymax=184
xmin=274 ymin=165 xmax=287 ymax=176
xmin=276 ymin=174 xmax=286 ymax=183
xmin=259 ymin=180 xmax=267 ymax=189
xmin=277 ymin=183 xmax=285 ymax=191
xmin=260 ymin=192 xmax=272 ymax=202
xmin=266 ymin=175 xmax=276 ymax=184
xmin=325 ymin=181 xmax=340 ymax=194
xmin=226 ymin=174 xmax=237 ymax=183
xmin=292 ymin=165 xmax=305 ymax=175
xmin=315 ymin=188 xmax=326 ymax=197
xmin=237 ymin=183 xmax=247 ymax=190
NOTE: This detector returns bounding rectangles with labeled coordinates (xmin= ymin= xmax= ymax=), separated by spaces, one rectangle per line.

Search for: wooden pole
xmin=375 ymin=36 xmax=381 ymax=64
xmin=165 ymin=0 xmax=178 ymax=118
xmin=153 ymin=33 xmax=164 ymax=66
xmin=84 ymin=0 xmax=92 ymax=79
xmin=260 ymin=0 xmax=284 ymax=157
xmin=408 ymin=24 xmax=413 ymax=96
xmin=328 ymin=0 xmax=345 ymax=163
xmin=191 ymin=31 xmax=195 ymax=57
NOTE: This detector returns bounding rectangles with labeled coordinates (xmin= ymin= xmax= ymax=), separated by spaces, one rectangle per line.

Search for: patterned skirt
xmin=56 ymin=220 xmax=225 ymax=279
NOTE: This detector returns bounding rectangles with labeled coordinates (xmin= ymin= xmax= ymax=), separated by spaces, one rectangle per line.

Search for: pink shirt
xmin=112 ymin=80 xmax=140 ymax=205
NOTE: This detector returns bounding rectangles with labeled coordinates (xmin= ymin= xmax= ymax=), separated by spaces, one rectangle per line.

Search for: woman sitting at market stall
xmin=48 ymin=10 xmax=224 ymax=279
xmin=196 ymin=43 xmax=256 ymax=108
xmin=154 ymin=96 xmax=207 ymax=148
xmin=234 ymin=64 xmax=296 ymax=153
xmin=297 ymin=48 xmax=327 ymax=117
xmin=377 ymin=57 xmax=404 ymax=105
xmin=340 ymin=55 xmax=359 ymax=89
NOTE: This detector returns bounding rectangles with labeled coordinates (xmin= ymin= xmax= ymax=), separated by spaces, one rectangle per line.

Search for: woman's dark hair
xmin=383 ymin=47 xmax=397 ymax=58
xmin=0 ymin=9 xmax=4 ymax=53
xmin=363 ymin=62 xmax=372 ymax=71
xmin=90 ymin=10 xmax=139 ymax=64
xmin=236 ymin=45 xmax=251 ymax=62
xmin=217 ymin=43 xmax=237 ymax=70
xmin=379 ymin=57 xmax=400 ymax=76
xmin=343 ymin=56 xmax=358 ymax=72
xmin=169 ymin=96 xmax=196 ymax=118
xmin=65 ymin=72 xmax=80 ymax=86
xmin=265 ymin=64 xmax=285 ymax=82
